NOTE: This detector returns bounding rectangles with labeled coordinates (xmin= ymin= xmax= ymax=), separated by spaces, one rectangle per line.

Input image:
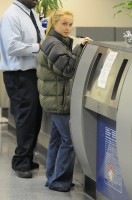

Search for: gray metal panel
xmin=71 ymin=41 xmax=132 ymax=198
xmin=116 ymin=63 xmax=132 ymax=200
xmin=84 ymin=43 xmax=131 ymax=120
xmin=76 ymin=27 xmax=115 ymax=41
xmin=70 ymin=44 xmax=98 ymax=179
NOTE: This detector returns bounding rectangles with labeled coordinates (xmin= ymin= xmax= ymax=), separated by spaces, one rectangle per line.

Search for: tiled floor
xmin=0 ymin=123 xmax=93 ymax=200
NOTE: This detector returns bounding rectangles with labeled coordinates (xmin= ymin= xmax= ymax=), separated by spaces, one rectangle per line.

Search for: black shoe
xmin=45 ymin=181 xmax=49 ymax=187
xmin=46 ymin=182 xmax=75 ymax=188
xmin=15 ymin=171 xmax=32 ymax=178
xmin=49 ymin=186 xmax=70 ymax=192
xmin=30 ymin=162 xmax=39 ymax=170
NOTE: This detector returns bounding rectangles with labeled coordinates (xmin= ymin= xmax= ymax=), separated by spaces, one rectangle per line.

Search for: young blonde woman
xmin=37 ymin=8 xmax=90 ymax=192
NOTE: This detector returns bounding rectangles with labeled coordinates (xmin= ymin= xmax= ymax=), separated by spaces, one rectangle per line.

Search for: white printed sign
xmin=98 ymin=51 xmax=118 ymax=88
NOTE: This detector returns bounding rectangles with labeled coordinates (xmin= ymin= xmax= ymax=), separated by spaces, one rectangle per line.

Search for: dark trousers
xmin=3 ymin=69 xmax=42 ymax=171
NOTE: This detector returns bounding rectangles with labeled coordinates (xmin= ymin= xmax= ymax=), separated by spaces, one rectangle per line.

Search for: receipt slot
xmin=70 ymin=41 xmax=132 ymax=200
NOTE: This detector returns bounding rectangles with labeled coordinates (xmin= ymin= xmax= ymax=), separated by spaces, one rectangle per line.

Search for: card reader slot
xmin=111 ymin=59 xmax=128 ymax=100
xmin=87 ymin=53 xmax=102 ymax=90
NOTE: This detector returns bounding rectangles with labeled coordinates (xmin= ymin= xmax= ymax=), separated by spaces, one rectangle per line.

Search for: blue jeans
xmin=46 ymin=114 xmax=75 ymax=188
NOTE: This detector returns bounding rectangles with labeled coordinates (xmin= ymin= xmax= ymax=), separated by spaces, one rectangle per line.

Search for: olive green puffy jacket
xmin=37 ymin=29 xmax=83 ymax=114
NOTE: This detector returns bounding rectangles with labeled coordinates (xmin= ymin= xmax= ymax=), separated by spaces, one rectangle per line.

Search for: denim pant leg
xmin=48 ymin=114 xmax=75 ymax=188
xmin=46 ymin=119 xmax=61 ymax=183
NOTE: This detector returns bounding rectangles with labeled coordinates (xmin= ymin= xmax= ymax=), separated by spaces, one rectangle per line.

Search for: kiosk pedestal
xmin=70 ymin=41 xmax=132 ymax=200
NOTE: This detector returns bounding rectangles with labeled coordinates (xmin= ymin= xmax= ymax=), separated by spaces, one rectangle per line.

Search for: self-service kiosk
xmin=70 ymin=41 xmax=132 ymax=200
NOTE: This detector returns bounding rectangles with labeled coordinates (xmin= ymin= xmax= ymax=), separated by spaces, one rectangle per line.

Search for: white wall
xmin=0 ymin=1 xmax=12 ymax=17
xmin=1 ymin=0 xmax=132 ymax=27
xmin=62 ymin=0 xmax=132 ymax=27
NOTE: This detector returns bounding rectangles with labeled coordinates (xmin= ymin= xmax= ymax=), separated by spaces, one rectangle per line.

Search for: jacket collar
xmin=49 ymin=28 xmax=73 ymax=51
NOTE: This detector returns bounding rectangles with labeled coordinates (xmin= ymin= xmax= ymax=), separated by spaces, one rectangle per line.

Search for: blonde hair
xmin=46 ymin=8 xmax=74 ymax=37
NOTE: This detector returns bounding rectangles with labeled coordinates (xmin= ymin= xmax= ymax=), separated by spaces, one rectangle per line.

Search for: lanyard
xmin=13 ymin=3 xmax=30 ymax=17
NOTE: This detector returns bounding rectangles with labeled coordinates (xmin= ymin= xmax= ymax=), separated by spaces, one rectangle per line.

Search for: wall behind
xmin=62 ymin=0 xmax=132 ymax=27
xmin=0 ymin=0 xmax=12 ymax=17
xmin=1 ymin=0 xmax=132 ymax=27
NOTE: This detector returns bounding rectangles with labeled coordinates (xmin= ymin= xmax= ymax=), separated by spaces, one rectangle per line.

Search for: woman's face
xmin=53 ymin=14 xmax=73 ymax=37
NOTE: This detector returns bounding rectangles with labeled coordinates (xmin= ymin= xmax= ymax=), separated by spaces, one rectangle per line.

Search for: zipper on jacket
xmin=61 ymin=83 xmax=66 ymax=106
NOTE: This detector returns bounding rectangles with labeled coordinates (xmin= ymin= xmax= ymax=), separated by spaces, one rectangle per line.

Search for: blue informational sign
xmin=41 ymin=17 xmax=48 ymax=29
xmin=96 ymin=115 xmax=129 ymax=200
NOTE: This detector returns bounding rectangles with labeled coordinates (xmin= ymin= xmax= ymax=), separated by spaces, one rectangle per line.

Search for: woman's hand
xmin=81 ymin=37 xmax=93 ymax=46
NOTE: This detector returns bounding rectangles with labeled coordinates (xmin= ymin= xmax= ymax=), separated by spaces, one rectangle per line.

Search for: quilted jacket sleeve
xmin=41 ymin=39 xmax=83 ymax=79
